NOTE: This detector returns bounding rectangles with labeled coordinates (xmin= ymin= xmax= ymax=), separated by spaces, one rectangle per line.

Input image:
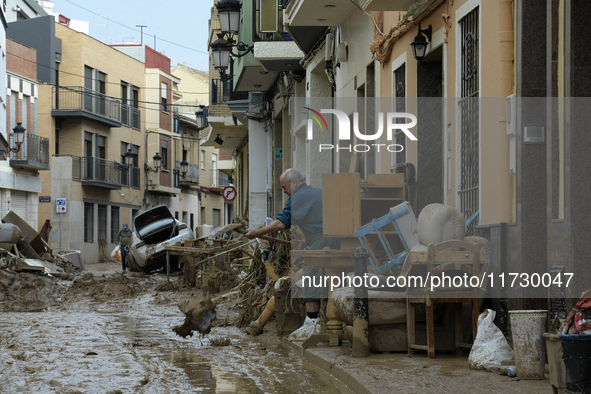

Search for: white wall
xmin=248 ymin=117 xmax=270 ymax=228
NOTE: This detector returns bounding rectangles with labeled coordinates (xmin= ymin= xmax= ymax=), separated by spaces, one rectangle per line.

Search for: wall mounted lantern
xmin=124 ymin=148 xmax=134 ymax=166
xmin=410 ymin=23 xmax=432 ymax=61
xmin=9 ymin=123 xmax=26 ymax=153
xmin=145 ymin=152 xmax=162 ymax=174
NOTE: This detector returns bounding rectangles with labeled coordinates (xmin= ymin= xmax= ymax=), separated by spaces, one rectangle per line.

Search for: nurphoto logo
xmin=304 ymin=107 xmax=418 ymax=152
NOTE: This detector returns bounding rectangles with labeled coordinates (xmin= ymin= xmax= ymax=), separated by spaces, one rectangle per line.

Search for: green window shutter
xmin=260 ymin=0 xmax=278 ymax=33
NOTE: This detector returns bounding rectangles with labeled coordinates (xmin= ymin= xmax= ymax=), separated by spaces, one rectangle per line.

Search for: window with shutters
xmin=98 ymin=205 xmax=107 ymax=243
xmin=213 ymin=209 xmax=221 ymax=228
xmin=111 ymin=206 xmax=120 ymax=243
xmin=161 ymin=82 xmax=168 ymax=112
xmin=84 ymin=203 xmax=94 ymax=243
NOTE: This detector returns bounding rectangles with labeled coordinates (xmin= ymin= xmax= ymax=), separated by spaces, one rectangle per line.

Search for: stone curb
xmin=281 ymin=338 xmax=372 ymax=394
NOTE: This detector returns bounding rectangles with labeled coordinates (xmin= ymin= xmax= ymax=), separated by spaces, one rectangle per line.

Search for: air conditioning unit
xmin=524 ymin=125 xmax=545 ymax=144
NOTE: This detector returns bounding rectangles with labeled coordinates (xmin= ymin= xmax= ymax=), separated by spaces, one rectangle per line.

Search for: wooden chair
xmin=405 ymin=240 xmax=485 ymax=358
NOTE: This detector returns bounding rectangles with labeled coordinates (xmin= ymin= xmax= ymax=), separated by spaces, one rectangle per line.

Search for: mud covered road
xmin=0 ymin=263 xmax=340 ymax=393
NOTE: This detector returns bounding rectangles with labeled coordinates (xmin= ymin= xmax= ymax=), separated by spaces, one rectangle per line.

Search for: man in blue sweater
xmin=246 ymin=168 xmax=338 ymax=337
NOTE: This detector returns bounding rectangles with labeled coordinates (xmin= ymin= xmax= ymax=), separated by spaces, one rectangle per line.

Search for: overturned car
xmin=127 ymin=205 xmax=194 ymax=273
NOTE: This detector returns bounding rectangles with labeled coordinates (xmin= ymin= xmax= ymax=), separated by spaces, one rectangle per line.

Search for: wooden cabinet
xmin=322 ymin=173 xmax=406 ymax=238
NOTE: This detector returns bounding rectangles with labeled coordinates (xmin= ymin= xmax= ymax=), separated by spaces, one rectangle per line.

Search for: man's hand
xmin=244 ymin=229 xmax=259 ymax=239
xmin=244 ymin=220 xmax=286 ymax=240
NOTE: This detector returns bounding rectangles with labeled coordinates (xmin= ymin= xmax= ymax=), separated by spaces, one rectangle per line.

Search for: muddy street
xmin=0 ymin=263 xmax=340 ymax=393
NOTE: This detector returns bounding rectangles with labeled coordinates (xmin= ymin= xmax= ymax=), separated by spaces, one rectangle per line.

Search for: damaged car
xmin=127 ymin=205 xmax=194 ymax=273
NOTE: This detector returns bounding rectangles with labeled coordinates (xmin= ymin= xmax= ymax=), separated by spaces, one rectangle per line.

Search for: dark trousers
xmin=121 ymin=246 xmax=129 ymax=270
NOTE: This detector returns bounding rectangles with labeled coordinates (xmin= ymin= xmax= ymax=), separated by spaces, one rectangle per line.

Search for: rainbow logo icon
xmin=303 ymin=107 xmax=328 ymax=131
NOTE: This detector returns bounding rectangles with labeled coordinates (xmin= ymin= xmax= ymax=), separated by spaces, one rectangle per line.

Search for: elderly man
xmin=117 ymin=223 xmax=133 ymax=271
xmin=246 ymin=168 xmax=338 ymax=338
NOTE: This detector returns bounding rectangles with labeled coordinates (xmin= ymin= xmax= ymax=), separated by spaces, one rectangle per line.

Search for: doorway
xmin=416 ymin=45 xmax=444 ymax=213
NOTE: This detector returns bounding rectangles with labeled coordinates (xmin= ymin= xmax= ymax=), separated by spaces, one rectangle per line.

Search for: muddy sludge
xmin=0 ymin=269 xmax=342 ymax=393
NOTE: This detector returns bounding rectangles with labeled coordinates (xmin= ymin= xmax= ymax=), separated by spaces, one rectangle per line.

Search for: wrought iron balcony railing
xmin=63 ymin=155 xmax=140 ymax=189
xmin=121 ymin=103 xmax=141 ymax=130
xmin=9 ymin=133 xmax=50 ymax=169
xmin=211 ymin=79 xmax=249 ymax=105
xmin=52 ymin=86 xmax=121 ymax=127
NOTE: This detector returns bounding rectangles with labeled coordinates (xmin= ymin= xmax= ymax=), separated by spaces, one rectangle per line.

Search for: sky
xmin=51 ymin=0 xmax=211 ymax=72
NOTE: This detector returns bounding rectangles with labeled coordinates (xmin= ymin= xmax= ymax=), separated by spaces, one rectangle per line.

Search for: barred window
xmin=458 ymin=6 xmax=480 ymax=235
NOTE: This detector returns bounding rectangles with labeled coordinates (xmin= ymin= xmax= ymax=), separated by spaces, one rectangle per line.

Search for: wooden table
xmin=291 ymin=249 xmax=356 ymax=347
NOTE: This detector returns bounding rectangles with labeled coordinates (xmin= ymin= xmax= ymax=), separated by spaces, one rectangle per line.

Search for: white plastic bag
xmin=110 ymin=244 xmax=120 ymax=258
xmin=288 ymin=317 xmax=321 ymax=341
xmin=469 ymin=309 xmax=514 ymax=372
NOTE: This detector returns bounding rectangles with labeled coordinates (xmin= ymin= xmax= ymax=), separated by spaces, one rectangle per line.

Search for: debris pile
xmin=0 ymin=213 xmax=82 ymax=312
xmin=173 ymin=219 xmax=298 ymax=334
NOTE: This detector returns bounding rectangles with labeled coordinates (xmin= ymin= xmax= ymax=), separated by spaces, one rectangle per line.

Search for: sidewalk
xmin=283 ymin=338 xmax=550 ymax=394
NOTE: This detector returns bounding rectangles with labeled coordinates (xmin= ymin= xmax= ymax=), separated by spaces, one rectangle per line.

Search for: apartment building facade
xmin=0 ymin=37 xmax=49 ymax=230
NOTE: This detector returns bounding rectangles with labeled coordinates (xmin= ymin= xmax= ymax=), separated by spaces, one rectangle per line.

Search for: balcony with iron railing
xmin=58 ymin=154 xmax=141 ymax=190
xmin=211 ymin=78 xmax=249 ymax=106
xmin=121 ymin=103 xmax=141 ymax=130
xmin=9 ymin=133 xmax=50 ymax=170
xmin=52 ymin=86 xmax=122 ymax=128
xmin=199 ymin=168 xmax=232 ymax=188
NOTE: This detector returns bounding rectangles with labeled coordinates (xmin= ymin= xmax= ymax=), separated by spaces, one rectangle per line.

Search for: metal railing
xmin=211 ymin=79 xmax=249 ymax=105
xmin=9 ymin=134 xmax=49 ymax=165
xmin=218 ymin=171 xmax=232 ymax=187
xmin=121 ymin=103 xmax=141 ymax=130
xmin=59 ymin=154 xmax=139 ymax=188
xmin=199 ymin=168 xmax=232 ymax=187
xmin=119 ymin=164 xmax=141 ymax=188
xmin=81 ymin=156 xmax=122 ymax=185
xmin=52 ymin=86 xmax=121 ymax=123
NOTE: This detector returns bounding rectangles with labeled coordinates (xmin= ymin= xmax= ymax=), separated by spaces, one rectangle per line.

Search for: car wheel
xmin=128 ymin=255 xmax=141 ymax=272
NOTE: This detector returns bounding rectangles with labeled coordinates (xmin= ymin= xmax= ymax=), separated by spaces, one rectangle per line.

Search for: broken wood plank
xmin=239 ymin=247 xmax=263 ymax=266
xmin=19 ymin=241 xmax=41 ymax=260
xmin=12 ymin=265 xmax=45 ymax=272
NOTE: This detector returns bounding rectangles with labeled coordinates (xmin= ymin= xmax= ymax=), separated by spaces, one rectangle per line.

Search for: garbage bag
xmin=558 ymin=289 xmax=591 ymax=334
xmin=288 ymin=317 xmax=320 ymax=341
xmin=469 ymin=309 xmax=514 ymax=372
xmin=111 ymin=245 xmax=120 ymax=258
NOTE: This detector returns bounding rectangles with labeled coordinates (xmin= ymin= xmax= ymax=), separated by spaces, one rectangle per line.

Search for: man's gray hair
xmin=282 ymin=168 xmax=305 ymax=184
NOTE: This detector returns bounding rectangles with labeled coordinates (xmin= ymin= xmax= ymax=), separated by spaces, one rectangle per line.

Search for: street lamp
xmin=124 ymin=148 xmax=134 ymax=166
xmin=180 ymin=159 xmax=189 ymax=178
xmin=195 ymin=105 xmax=207 ymax=130
xmin=9 ymin=123 xmax=26 ymax=153
xmin=145 ymin=152 xmax=162 ymax=173
xmin=211 ymin=36 xmax=232 ymax=73
xmin=410 ymin=23 xmax=432 ymax=62
xmin=212 ymin=0 xmax=254 ymax=80
xmin=217 ymin=0 xmax=241 ymax=35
